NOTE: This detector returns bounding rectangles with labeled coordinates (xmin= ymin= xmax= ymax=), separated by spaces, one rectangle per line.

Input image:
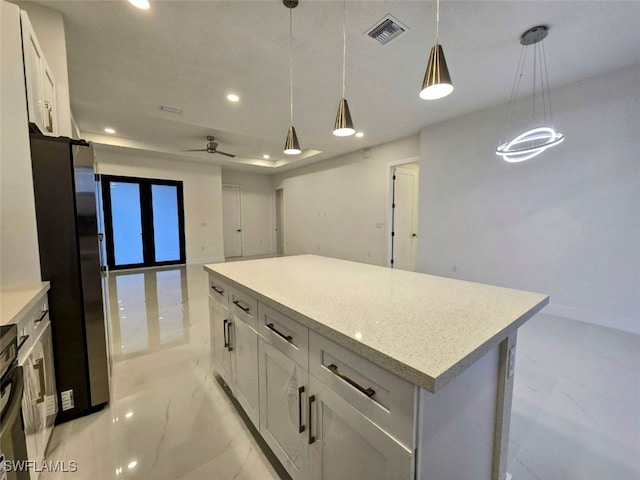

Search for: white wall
xmin=15 ymin=1 xmax=72 ymax=137
xmin=273 ymin=136 xmax=419 ymax=266
xmin=95 ymin=149 xmax=225 ymax=265
xmin=418 ymin=63 xmax=640 ymax=334
xmin=221 ymin=169 xmax=275 ymax=257
xmin=0 ymin=0 xmax=41 ymax=287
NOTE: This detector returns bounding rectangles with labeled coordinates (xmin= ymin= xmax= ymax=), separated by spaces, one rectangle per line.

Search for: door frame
xmin=387 ymin=157 xmax=420 ymax=268
xmin=101 ymin=175 xmax=186 ymax=270
xmin=222 ymin=184 xmax=244 ymax=258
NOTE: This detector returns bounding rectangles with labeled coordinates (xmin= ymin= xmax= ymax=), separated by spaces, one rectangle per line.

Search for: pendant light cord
xmin=342 ymin=0 xmax=346 ymax=97
xmin=289 ymin=7 xmax=294 ymax=125
xmin=435 ymin=0 xmax=440 ymax=44
xmin=542 ymin=40 xmax=554 ymax=126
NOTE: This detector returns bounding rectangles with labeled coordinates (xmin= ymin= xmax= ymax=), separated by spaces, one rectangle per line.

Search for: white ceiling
xmin=39 ymin=0 xmax=640 ymax=173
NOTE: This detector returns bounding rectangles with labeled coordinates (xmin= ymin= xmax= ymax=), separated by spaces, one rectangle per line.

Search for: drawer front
xmin=309 ymin=331 xmax=414 ymax=448
xmin=258 ymin=302 xmax=309 ymax=371
xmin=208 ymin=274 xmax=229 ymax=306
xmin=16 ymin=293 xmax=49 ymax=357
xmin=229 ymin=286 xmax=258 ymax=330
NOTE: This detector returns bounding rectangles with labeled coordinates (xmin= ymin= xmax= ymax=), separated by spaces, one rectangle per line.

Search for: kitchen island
xmin=204 ymin=255 xmax=548 ymax=480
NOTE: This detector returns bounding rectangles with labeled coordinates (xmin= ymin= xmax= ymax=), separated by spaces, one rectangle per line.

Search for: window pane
xmin=151 ymin=184 xmax=180 ymax=262
xmin=111 ymin=182 xmax=143 ymax=265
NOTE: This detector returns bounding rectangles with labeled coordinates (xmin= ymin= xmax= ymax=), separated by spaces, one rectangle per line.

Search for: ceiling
xmin=37 ymin=1 xmax=640 ymax=173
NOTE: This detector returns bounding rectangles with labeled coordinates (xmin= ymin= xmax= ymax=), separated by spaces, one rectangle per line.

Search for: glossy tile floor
xmin=41 ymin=266 xmax=282 ymax=480
xmin=41 ymin=265 xmax=639 ymax=479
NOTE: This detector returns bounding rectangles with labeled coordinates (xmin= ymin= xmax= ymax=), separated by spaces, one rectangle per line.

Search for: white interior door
xmin=275 ymin=188 xmax=284 ymax=255
xmin=391 ymin=166 xmax=419 ymax=271
xmin=222 ymin=185 xmax=243 ymax=258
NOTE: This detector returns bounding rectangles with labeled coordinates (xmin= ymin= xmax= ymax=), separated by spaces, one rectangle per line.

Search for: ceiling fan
xmin=184 ymin=136 xmax=236 ymax=158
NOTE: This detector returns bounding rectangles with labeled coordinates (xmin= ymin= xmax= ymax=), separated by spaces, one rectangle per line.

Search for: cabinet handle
xmin=17 ymin=335 xmax=30 ymax=351
xmin=227 ymin=322 xmax=233 ymax=352
xmin=34 ymin=309 xmax=48 ymax=325
xmin=308 ymin=394 xmax=316 ymax=444
xmin=298 ymin=386 xmax=306 ymax=433
xmin=34 ymin=358 xmax=46 ymax=404
xmin=233 ymin=300 xmax=251 ymax=314
xmin=43 ymin=101 xmax=53 ymax=133
xmin=211 ymin=285 xmax=224 ymax=295
xmin=327 ymin=364 xmax=375 ymax=398
xmin=266 ymin=323 xmax=293 ymax=344
xmin=223 ymin=319 xmax=229 ymax=348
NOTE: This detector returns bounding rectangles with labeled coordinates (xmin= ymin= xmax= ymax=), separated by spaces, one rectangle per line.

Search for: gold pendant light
xmin=333 ymin=0 xmax=355 ymax=136
xmin=419 ymin=0 xmax=454 ymax=100
xmin=283 ymin=0 xmax=301 ymax=155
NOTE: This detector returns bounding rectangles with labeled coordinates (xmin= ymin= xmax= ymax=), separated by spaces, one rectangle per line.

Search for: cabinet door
xmin=41 ymin=57 xmax=57 ymax=135
xmin=209 ymin=296 xmax=232 ymax=386
xmin=308 ymin=376 xmax=413 ymax=480
xmin=40 ymin=322 xmax=58 ymax=450
xmin=20 ymin=11 xmax=45 ymax=132
xmin=230 ymin=316 xmax=259 ymax=428
xmin=258 ymin=339 xmax=309 ymax=479
xmin=21 ymin=339 xmax=43 ymax=480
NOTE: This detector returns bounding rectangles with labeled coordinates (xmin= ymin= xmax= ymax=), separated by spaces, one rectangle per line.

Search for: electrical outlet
xmin=61 ymin=389 xmax=75 ymax=411
xmin=507 ymin=346 xmax=516 ymax=378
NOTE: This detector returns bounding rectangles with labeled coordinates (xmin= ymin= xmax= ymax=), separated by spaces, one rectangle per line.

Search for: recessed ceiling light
xmin=263 ymin=154 xmax=270 ymax=159
xmin=128 ymin=0 xmax=150 ymax=10
xmin=104 ymin=128 xmax=116 ymax=134
xmin=227 ymin=94 xmax=240 ymax=103
xmin=355 ymin=132 xmax=364 ymax=138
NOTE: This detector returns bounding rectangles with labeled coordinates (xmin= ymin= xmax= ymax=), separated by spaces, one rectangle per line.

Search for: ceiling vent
xmin=366 ymin=15 xmax=407 ymax=45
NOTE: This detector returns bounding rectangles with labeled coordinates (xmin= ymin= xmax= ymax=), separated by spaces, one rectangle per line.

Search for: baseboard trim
xmin=544 ymin=303 xmax=639 ymax=335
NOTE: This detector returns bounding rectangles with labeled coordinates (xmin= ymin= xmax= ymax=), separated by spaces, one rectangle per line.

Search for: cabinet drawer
xmin=208 ymin=274 xmax=229 ymax=306
xmin=309 ymin=331 xmax=414 ymax=448
xmin=229 ymin=286 xmax=257 ymax=330
xmin=16 ymin=294 xmax=49 ymax=357
xmin=258 ymin=302 xmax=309 ymax=371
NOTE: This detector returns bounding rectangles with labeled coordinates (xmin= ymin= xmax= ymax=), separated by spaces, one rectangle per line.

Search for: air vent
xmin=366 ymin=15 xmax=407 ymax=45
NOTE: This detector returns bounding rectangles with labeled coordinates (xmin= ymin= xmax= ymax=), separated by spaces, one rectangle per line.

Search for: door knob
xmin=236 ymin=229 xmax=242 ymax=232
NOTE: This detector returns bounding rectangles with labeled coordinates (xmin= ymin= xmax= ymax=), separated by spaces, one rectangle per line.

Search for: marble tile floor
xmin=40 ymin=265 xmax=639 ymax=480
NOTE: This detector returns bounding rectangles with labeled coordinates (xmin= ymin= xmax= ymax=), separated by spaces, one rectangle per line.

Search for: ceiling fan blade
xmin=216 ymin=151 xmax=236 ymax=158
xmin=183 ymin=149 xmax=208 ymax=152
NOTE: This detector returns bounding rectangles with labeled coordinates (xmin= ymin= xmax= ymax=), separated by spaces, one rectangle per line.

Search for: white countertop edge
xmin=204 ymin=264 xmax=549 ymax=393
xmin=0 ymin=282 xmax=50 ymax=326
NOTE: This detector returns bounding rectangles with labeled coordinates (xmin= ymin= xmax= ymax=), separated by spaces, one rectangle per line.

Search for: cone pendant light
xmin=419 ymin=0 xmax=454 ymax=100
xmin=333 ymin=0 xmax=355 ymax=136
xmin=283 ymin=0 xmax=301 ymax=155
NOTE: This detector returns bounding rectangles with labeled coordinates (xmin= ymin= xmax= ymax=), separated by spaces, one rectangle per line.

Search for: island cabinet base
xmin=204 ymin=256 xmax=546 ymax=480
xmin=416 ymin=338 xmax=514 ymax=480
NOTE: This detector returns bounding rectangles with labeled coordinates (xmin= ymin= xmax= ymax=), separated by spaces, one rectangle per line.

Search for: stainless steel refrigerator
xmin=30 ymin=134 xmax=110 ymax=423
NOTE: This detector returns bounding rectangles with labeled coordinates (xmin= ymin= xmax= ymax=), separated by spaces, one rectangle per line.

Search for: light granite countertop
xmin=0 ymin=282 xmax=50 ymax=326
xmin=204 ymin=255 xmax=548 ymax=393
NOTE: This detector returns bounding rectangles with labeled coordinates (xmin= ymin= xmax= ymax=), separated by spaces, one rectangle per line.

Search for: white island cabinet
xmin=204 ymin=255 xmax=548 ymax=480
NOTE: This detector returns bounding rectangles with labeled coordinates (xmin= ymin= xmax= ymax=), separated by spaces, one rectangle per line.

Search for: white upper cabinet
xmin=20 ymin=10 xmax=57 ymax=136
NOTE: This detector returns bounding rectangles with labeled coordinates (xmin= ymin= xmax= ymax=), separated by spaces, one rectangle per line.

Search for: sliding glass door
xmin=101 ymin=175 xmax=185 ymax=270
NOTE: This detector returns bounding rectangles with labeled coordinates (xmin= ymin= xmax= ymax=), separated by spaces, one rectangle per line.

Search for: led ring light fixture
xmin=496 ymin=26 xmax=564 ymax=163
